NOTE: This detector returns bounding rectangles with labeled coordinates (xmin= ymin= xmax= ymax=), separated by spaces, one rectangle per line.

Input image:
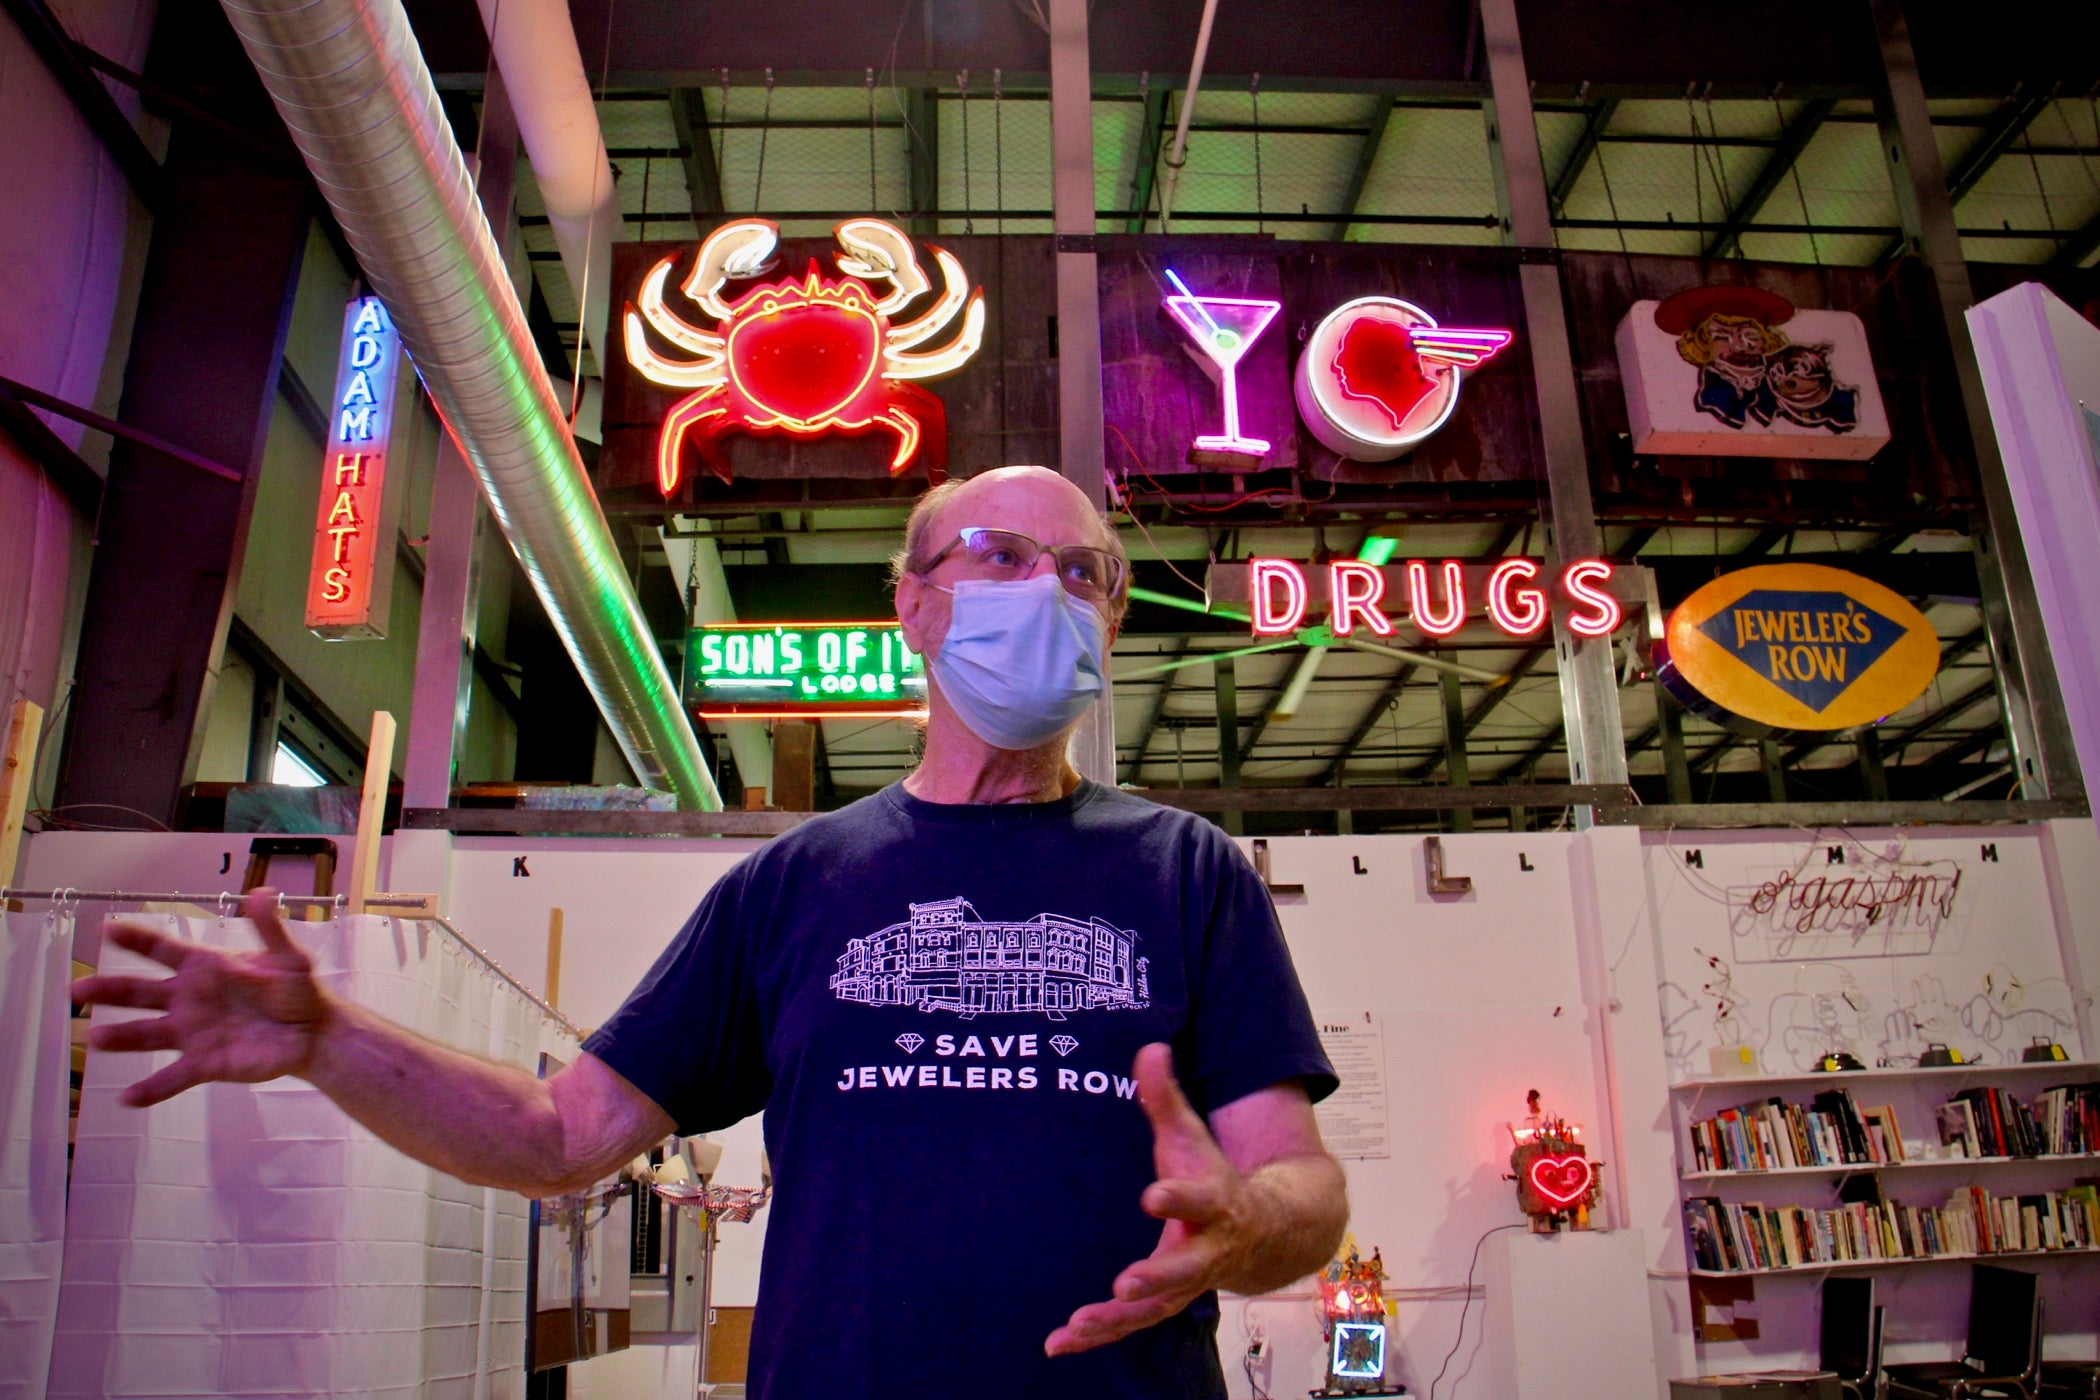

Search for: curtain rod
xmin=3 ymin=887 xmax=580 ymax=1041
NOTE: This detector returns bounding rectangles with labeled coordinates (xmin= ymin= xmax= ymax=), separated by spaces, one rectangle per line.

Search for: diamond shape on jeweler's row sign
xmin=895 ymin=1033 xmax=925 ymax=1055
xmin=1050 ymin=1035 xmax=1079 ymax=1057
xmin=1695 ymin=589 xmax=1900 ymax=713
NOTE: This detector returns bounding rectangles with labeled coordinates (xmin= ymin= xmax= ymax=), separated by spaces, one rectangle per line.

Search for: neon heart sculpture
xmin=1527 ymin=1153 xmax=1594 ymax=1209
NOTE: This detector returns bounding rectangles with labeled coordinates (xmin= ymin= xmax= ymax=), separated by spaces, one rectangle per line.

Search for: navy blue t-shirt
xmin=584 ymin=780 xmax=1337 ymax=1400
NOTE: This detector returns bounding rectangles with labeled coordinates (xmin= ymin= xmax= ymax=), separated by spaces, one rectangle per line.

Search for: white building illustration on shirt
xmin=829 ymin=897 xmax=1150 ymax=1019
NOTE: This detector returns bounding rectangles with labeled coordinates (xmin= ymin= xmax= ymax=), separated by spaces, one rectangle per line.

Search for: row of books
xmin=1683 ymin=1185 xmax=2100 ymax=1274
xmin=1939 ymin=1084 xmax=2100 ymax=1159
xmin=1686 ymin=1089 xmax=1905 ymax=1173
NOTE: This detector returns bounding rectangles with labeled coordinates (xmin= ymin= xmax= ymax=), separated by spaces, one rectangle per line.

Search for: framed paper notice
xmin=1315 ymin=1015 xmax=1391 ymax=1159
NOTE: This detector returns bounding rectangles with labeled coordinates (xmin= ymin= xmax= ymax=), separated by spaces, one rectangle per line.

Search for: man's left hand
xmin=1044 ymin=1042 xmax=1250 ymax=1356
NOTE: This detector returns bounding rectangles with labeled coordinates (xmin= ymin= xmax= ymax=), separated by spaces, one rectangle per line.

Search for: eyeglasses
xmin=914 ymin=527 xmax=1127 ymax=602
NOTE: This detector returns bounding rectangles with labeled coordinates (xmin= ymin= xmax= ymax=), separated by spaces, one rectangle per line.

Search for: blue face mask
xmin=926 ymin=574 xmax=1108 ymax=751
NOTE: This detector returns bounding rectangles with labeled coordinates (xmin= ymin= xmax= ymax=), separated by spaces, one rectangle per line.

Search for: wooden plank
xmin=1592 ymin=799 xmax=2083 ymax=829
xmin=772 ymin=720 xmax=817 ymax=811
xmin=1 ymin=700 xmax=45 ymax=889
xmin=401 ymin=806 xmax=815 ymax=836
xmin=545 ymin=908 xmax=563 ymax=1011
xmin=1135 ymin=783 xmax=1633 ymax=812
xmin=349 ymin=711 xmax=396 ymax=914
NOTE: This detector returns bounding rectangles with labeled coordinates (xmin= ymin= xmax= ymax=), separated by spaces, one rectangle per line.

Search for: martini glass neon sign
xmin=1163 ymin=270 xmax=1281 ymax=458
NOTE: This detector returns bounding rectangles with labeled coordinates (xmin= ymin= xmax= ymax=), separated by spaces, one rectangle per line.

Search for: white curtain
xmin=0 ymin=907 xmax=74 ymax=1400
xmin=48 ymin=915 xmax=570 ymax=1399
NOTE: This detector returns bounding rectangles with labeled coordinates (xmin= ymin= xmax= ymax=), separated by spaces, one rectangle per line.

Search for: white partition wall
xmin=0 ymin=907 xmax=74 ymax=1400
xmin=21 ymin=815 xmax=2100 ymax=1397
xmin=49 ymin=915 xmax=570 ymax=1400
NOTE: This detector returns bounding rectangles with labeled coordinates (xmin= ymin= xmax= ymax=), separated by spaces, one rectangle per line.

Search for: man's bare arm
xmin=74 ymin=890 xmax=674 ymax=1197
xmin=1046 ymin=1044 xmax=1348 ymax=1355
xmin=302 ymin=998 xmax=673 ymax=1196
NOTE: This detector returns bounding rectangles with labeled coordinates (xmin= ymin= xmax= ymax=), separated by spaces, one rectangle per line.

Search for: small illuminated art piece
xmin=306 ymin=295 xmax=403 ymax=639
xmin=1313 ymin=1238 xmax=1400 ymax=1396
xmin=1615 ymin=287 xmax=1890 ymax=459
xmin=1507 ymin=1092 xmax=1599 ymax=1233
xmin=1162 ymin=270 xmax=1282 ymax=464
xmin=626 ymin=218 xmax=985 ymax=493
xmin=682 ymin=620 xmax=926 ymax=720
xmin=1295 ymin=296 xmax=1512 ymax=461
xmin=1330 ymin=1324 xmax=1386 ymax=1382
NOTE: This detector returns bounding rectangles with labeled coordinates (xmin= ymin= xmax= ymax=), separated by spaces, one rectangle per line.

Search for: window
xmin=272 ymin=743 xmax=329 ymax=787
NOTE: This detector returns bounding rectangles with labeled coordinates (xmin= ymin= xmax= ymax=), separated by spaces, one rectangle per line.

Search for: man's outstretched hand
xmin=1045 ymin=1042 xmax=1256 ymax=1357
xmin=70 ymin=888 xmax=330 ymax=1107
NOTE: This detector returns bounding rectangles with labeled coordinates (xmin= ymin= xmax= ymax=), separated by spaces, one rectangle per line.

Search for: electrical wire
xmin=1425 ymin=1223 xmax=1526 ymax=1400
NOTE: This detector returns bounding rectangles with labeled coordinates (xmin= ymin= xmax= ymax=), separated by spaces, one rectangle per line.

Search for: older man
xmin=75 ymin=465 xmax=1347 ymax=1400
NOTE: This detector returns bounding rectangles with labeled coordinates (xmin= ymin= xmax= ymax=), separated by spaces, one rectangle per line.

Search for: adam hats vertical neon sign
xmin=305 ymin=295 xmax=403 ymax=638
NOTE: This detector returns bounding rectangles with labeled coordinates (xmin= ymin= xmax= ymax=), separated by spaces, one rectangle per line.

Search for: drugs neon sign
xmin=305 ymin=296 xmax=402 ymax=639
xmin=1233 ymin=558 xmax=1623 ymax=639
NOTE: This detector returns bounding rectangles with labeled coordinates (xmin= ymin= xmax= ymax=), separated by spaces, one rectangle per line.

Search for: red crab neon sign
xmin=624 ymin=217 xmax=986 ymax=494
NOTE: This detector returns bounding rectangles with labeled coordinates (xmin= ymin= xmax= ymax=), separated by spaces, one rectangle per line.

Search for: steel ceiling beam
xmin=1121 ymin=638 xmax=1187 ymax=782
xmin=1314 ymin=664 xmax=1416 ymax=787
xmin=668 ymin=87 xmax=727 ymax=223
xmin=906 ymin=86 xmax=939 ymax=235
xmin=1877 ymin=89 xmax=2054 ymax=263
xmin=0 ymin=377 xmax=103 ymax=516
xmin=1705 ymin=97 xmax=1835 ymax=258
xmin=1548 ymin=98 xmax=1618 ymax=219
xmin=1483 ymin=0 xmax=1628 ymax=807
xmin=1918 ymin=726 xmax=2002 ymax=773
xmin=1403 ymin=647 xmax=1548 ymax=780
xmin=2050 ymin=207 xmax=2100 ymax=270
xmin=0 ymin=0 xmax=163 ymax=203
xmin=1781 ymin=627 xmax=1989 ymax=766
xmin=1125 ymin=83 xmax=1171 ymax=233
xmin=1333 ymin=95 xmax=1396 ymax=240
xmin=1871 ymin=0 xmax=2081 ymax=803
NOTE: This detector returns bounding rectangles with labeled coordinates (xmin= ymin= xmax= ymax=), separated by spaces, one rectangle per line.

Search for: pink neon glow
xmin=1164 ymin=291 xmax=1282 ymax=456
xmin=1409 ymin=326 xmax=1515 ymax=369
xmin=1327 ymin=561 xmax=1394 ymax=638
xmin=1485 ymin=558 xmax=1548 ymax=635
xmin=1406 ymin=560 xmax=1467 ymax=636
xmin=1562 ymin=560 xmax=1622 ymax=637
xmin=1249 ymin=558 xmax=1308 ymax=635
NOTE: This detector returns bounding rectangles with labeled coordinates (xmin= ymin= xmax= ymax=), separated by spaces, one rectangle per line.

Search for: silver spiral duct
xmin=217 ymin=0 xmax=718 ymax=810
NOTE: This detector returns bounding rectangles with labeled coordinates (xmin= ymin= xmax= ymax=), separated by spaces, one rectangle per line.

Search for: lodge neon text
xmin=1246 ymin=558 xmax=1622 ymax=639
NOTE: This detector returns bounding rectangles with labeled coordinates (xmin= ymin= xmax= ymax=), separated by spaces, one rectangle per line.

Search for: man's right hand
xmin=71 ymin=888 xmax=329 ymax=1107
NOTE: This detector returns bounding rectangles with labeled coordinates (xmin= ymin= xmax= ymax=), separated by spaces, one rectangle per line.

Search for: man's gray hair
xmin=889 ymin=470 xmax=1131 ymax=621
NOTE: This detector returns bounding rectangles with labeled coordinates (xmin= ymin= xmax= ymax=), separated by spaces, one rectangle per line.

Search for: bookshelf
xmin=1683 ymin=1152 xmax=2100 ymax=1183
xmin=1670 ymin=1060 xmax=2100 ymax=1099
xmin=1670 ymin=1060 xmax=2100 ymax=1277
xmin=1686 ymin=1244 xmax=2100 ymax=1280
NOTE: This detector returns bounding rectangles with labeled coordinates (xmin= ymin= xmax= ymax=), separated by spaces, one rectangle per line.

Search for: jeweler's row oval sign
xmin=1657 ymin=563 xmax=1939 ymax=733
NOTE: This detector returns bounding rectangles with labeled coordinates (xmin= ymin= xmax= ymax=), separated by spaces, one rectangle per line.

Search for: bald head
xmin=893 ymin=466 xmax=1129 ymax=618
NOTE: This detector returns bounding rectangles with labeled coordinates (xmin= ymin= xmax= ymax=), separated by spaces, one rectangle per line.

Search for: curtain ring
xmin=219 ymin=891 xmax=237 ymax=919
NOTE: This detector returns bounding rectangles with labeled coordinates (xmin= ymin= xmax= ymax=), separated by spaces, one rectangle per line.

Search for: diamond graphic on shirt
xmin=828 ymin=896 xmax=1150 ymax=1020
xmin=894 ymin=1033 xmax=925 ymax=1055
xmin=1049 ymin=1035 xmax=1080 ymax=1057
